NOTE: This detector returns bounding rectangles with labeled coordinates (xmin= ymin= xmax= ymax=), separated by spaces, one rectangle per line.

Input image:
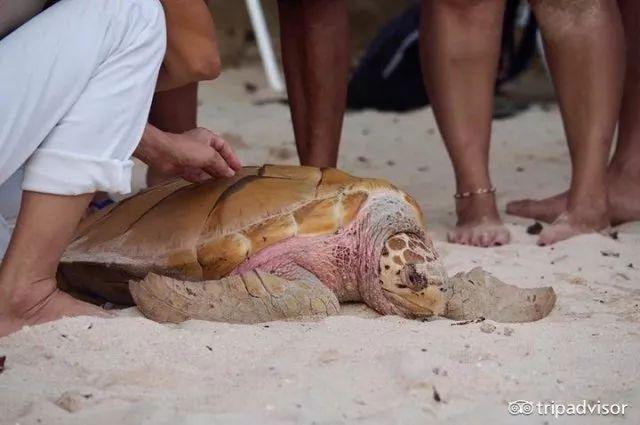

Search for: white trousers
xmin=0 ymin=0 xmax=166 ymax=256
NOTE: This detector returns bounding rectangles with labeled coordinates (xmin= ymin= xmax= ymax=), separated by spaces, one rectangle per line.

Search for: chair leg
xmin=245 ymin=0 xmax=285 ymax=92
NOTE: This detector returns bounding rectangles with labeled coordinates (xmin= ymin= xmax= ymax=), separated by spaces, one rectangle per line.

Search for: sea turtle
xmin=58 ymin=165 xmax=556 ymax=324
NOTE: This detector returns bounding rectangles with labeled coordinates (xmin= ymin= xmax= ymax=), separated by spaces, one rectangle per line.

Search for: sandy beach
xmin=1 ymin=66 xmax=639 ymax=424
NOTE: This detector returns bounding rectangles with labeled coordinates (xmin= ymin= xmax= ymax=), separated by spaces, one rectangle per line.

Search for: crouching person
xmin=0 ymin=0 xmax=241 ymax=337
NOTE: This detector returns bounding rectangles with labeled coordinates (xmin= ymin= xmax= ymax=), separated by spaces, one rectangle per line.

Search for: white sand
xmin=1 ymin=66 xmax=639 ymax=424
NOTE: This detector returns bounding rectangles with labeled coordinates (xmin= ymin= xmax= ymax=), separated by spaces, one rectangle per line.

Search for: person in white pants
xmin=0 ymin=0 xmax=241 ymax=336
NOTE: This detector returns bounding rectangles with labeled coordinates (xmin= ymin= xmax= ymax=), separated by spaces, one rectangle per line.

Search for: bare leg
xmin=277 ymin=0 xmax=308 ymax=160
xmin=507 ymin=0 xmax=625 ymax=245
xmin=0 ymin=0 xmax=165 ymax=337
xmin=0 ymin=192 xmax=108 ymax=337
xmin=147 ymin=83 xmax=198 ymax=186
xmin=608 ymin=0 xmax=640 ymax=224
xmin=277 ymin=0 xmax=349 ymax=168
xmin=420 ymin=0 xmax=510 ymax=247
xmin=512 ymin=0 xmax=640 ymax=225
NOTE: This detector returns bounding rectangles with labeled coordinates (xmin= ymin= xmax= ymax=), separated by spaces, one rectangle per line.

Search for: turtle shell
xmin=59 ymin=165 xmax=424 ymax=303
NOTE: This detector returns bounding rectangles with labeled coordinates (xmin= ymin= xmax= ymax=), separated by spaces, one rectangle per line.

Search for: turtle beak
xmin=382 ymin=260 xmax=448 ymax=318
xmin=383 ymin=284 xmax=447 ymax=317
xmin=403 ymin=262 xmax=448 ymax=291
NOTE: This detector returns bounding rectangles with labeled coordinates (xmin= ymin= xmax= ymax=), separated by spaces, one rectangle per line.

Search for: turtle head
xmin=378 ymin=233 xmax=448 ymax=318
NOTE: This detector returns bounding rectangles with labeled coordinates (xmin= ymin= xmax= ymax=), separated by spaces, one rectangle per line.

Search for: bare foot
xmin=448 ymin=195 xmax=510 ymax=247
xmin=507 ymin=169 xmax=640 ymax=227
xmin=0 ymin=280 xmax=109 ymax=337
xmin=537 ymin=209 xmax=609 ymax=246
xmin=506 ymin=192 xmax=567 ymax=224
xmin=608 ymin=169 xmax=640 ymax=225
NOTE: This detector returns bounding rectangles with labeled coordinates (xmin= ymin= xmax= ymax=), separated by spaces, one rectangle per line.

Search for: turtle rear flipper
xmin=445 ymin=267 xmax=556 ymax=323
xmin=129 ymin=270 xmax=340 ymax=324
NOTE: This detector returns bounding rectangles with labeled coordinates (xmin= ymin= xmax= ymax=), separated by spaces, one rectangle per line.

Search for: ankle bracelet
xmin=454 ymin=187 xmax=496 ymax=199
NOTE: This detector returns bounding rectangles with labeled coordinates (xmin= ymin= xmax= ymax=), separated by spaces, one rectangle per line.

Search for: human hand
xmin=135 ymin=125 xmax=242 ymax=182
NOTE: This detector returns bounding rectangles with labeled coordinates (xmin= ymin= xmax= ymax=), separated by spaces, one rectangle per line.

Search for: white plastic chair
xmin=244 ymin=0 xmax=285 ymax=92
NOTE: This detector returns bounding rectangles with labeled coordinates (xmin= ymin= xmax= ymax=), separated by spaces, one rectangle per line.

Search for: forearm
xmin=133 ymin=124 xmax=173 ymax=172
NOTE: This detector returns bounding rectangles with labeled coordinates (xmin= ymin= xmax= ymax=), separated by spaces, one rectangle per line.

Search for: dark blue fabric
xmin=347 ymin=5 xmax=426 ymax=112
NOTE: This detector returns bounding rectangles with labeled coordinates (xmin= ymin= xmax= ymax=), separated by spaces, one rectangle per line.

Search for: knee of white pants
xmin=105 ymin=0 xmax=167 ymax=68
xmin=128 ymin=0 xmax=167 ymax=62
xmin=19 ymin=0 xmax=167 ymax=196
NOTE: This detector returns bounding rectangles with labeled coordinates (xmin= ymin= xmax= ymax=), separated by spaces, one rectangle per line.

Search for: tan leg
xmin=277 ymin=0 xmax=349 ymax=168
xmin=504 ymin=0 xmax=640 ymax=224
xmin=420 ymin=0 xmax=510 ymax=247
xmin=0 ymin=192 xmax=109 ymax=337
xmin=606 ymin=0 xmax=640 ymax=224
xmin=507 ymin=0 xmax=625 ymax=244
xmin=129 ymin=270 xmax=339 ymax=324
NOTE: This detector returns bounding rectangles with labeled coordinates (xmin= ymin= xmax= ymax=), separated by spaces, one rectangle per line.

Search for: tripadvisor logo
xmin=508 ymin=400 xmax=629 ymax=418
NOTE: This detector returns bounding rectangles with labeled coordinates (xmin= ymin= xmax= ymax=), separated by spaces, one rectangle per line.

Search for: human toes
xmin=470 ymin=230 xmax=492 ymax=247
xmin=537 ymin=218 xmax=581 ymax=246
xmin=448 ymin=228 xmax=470 ymax=245
xmin=493 ymin=227 xmax=510 ymax=246
xmin=538 ymin=225 xmax=566 ymax=246
xmin=472 ymin=225 xmax=510 ymax=247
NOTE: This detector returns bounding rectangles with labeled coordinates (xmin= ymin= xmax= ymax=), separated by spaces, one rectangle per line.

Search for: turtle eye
xmin=404 ymin=264 xmax=427 ymax=290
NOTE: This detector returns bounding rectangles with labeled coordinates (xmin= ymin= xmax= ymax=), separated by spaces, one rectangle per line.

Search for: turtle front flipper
xmin=444 ymin=267 xmax=556 ymax=323
xmin=129 ymin=270 xmax=340 ymax=324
